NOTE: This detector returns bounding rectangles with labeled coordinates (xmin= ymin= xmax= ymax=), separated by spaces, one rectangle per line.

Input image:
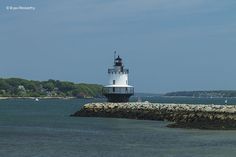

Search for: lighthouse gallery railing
xmin=102 ymin=87 xmax=134 ymax=94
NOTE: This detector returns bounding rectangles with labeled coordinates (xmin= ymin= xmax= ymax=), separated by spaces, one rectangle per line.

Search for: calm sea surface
xmin=1 ymin=97 xmax=236 ymax=157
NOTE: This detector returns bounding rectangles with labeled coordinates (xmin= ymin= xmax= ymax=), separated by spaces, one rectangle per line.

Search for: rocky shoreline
xmin=72 ymin=102 xmax=236 ymax=130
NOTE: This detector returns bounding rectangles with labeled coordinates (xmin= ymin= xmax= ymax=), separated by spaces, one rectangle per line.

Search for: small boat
xmin=225 ymin=99 xmax=228 ymax=105
xmin=35 ymin=98 xmax=39 ymax=102
xmin=137 ymin=97 xmax=142 ymax=102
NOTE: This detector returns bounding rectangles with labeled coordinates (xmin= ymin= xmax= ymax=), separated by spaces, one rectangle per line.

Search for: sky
xmin=0 ymin=0 xmax=236 ymax=93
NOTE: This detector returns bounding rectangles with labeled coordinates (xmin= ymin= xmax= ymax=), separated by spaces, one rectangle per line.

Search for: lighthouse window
xmin=113 ymin=87 xmax=115 ymax=92
xmin=113 ymin=80 xmax=115 ymax=85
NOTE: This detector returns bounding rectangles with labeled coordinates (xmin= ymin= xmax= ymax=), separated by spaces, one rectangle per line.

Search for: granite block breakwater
xmin=72 ymin=102 xmax=236 ymax=130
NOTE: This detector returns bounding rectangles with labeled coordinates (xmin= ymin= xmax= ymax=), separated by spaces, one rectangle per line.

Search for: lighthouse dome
xmin=115 ymin=55 xmax=123 ymax=66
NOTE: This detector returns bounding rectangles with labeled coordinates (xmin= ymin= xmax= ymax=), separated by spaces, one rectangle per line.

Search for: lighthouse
xmin=102 ymin=53 xmax=134 ymax=102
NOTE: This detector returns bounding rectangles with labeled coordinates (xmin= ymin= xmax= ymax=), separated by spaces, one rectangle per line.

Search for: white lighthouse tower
xmin=102 ymin=53 xmax=134 ymax=102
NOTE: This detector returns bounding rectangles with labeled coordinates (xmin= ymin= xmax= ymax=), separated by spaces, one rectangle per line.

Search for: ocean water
xmin=1 ymin=97 xmax=236 ymax=157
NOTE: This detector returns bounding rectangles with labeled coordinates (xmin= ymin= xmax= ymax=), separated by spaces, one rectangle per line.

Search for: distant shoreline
xmin=164 ymin=90 xmax=236 ymax=98
xmin=0 ymin=78 xmax=103 ymax=99
xmin=0 ymin=96 xmax=77 ymax=100
xmin=161 ymin=95 xmax=235 ymax=98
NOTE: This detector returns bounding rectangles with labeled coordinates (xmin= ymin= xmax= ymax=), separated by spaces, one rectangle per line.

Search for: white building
xmin=102 ymin=54 xmax=134 ymax=102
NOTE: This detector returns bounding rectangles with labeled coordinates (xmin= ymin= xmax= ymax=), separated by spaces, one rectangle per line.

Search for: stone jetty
xmin=71 ymin=102 xmax=236 ymax=130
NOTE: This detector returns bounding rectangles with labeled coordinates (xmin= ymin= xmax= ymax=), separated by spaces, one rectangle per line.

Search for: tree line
xmin=164 ymin=90 xmax=236 ymax=98
xmin=0 ymin=78 xmax=103 ymax=98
